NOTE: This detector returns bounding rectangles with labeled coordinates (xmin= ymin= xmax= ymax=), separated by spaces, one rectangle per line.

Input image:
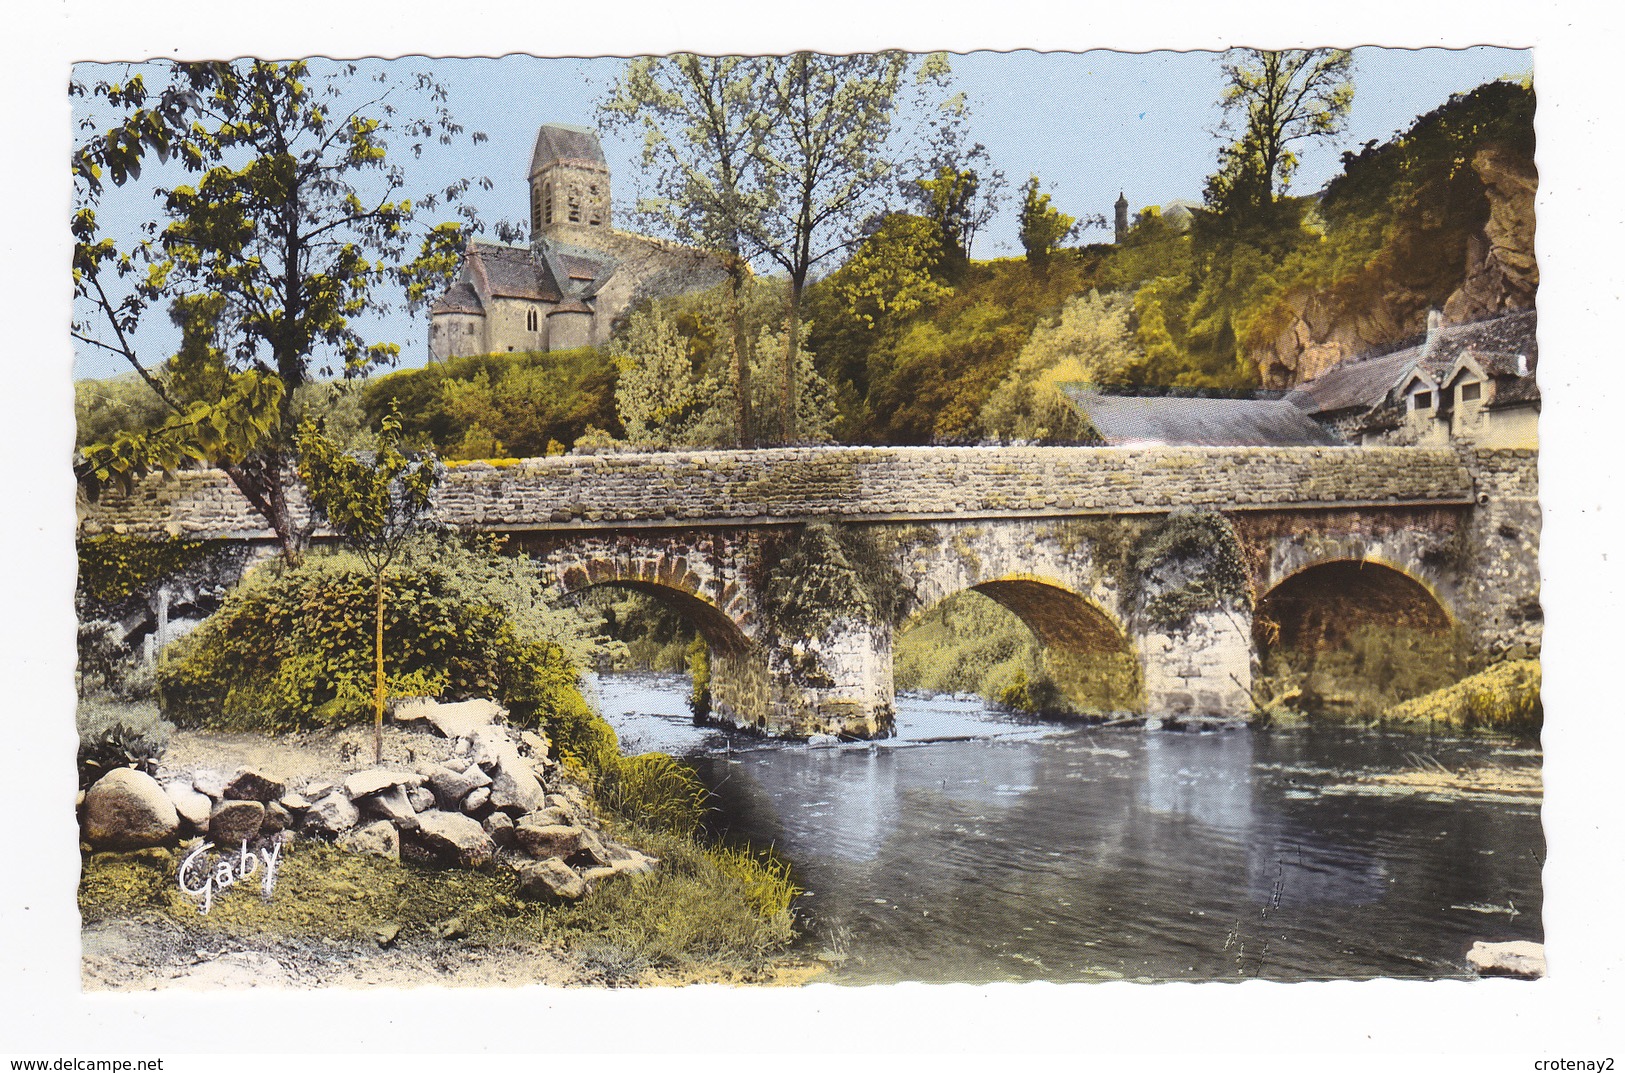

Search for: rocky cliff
xmin=1252 ymin=144 xmax=1538 ymax=389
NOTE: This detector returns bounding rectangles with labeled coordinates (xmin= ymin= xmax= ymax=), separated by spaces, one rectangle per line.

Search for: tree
xmin=610 ymin=308 xmax=718 ymax=448
xmin=296 ymin=409 xmax=439 ymax=763
xmin=833 ymin=213 xmax=953 ymax=329
xmin=1017 ymin=175 xmax=1076 ymax=264
xmin=903 ymin=90 xmax=1007 ymax=268
xmin=746 ymin=51 xmax=951 ymax=443
xmin=73 ymin=60 xmax=487 ymax=561
xmin=1210 ymin=49 xmax=1355 ymax=214
xmin=599 ymin=55 xmax=767 ymax=448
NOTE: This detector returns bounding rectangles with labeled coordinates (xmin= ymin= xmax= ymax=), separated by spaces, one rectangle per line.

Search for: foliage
xmin=1130 ymin=511 xmax=1250 ymax=631
xmin=687 ymin=639 xmax=711 ymax=721
xmin=76 ymin=699 xmax=172 ymax=789
xmin=72 ymin=60 xmax=488 ymax=559
xmin=894 ymin=590 xmax=1038 ymax=698
xmin=583 ymin=589 xmax=695 ymax=673
xmin=76 ymin=535 xmax=210 ymax=605
xmin=598 ymin=753 xmax=709 ymax=837
xmin=156 ymin=538 xmax=601 ymax=732
xmin=1017 ymin=175 xmax=1077 ymax=264
xmin=1260 ymin=623 xmax=1474 ymax=722
xmin=611 ymin=309 xmax=721 ymax=448
xmin=362 ymin=347 xmax=618 ymax=459
xmin=760 ymin=522 xmax=908 ymax=641
xmin=598 ymin=54 xmax=765 ymax=446
xmin=979 ymin=290 xmax=1140 ymax=442
xmin=298 ymin=408 xmax=440 ymax=760
xmin=1211 ymin=49 xmax=1355 ymax=214
xmin=77 ymin=620 xmax=155 ymax=701
xmin=602 ymin=280 xmax=838 ymax=449
xmin=537 ymin=826 xmax=798 ymax=974
xmin=79 ymin=835 xmax=797 ymax=978
xmin=819 ymin=249 xmax=1112 ymax=443
xmin=834 ymin=213 xmax=954 ymax=329
xmin=1382 ymin=658 xmax=1541 ymax=732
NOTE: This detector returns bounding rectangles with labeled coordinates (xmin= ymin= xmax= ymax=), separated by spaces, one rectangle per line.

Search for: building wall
xmin=429 ymin=312 xmax=487 ymax=360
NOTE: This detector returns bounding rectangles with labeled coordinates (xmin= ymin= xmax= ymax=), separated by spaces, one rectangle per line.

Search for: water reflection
xmin=594 ymin=673 xmax=1543 ymax=982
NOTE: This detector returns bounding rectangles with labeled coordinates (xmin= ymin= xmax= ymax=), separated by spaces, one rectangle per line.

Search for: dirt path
xmin=81 ymin=916 xmax=595 ymax=991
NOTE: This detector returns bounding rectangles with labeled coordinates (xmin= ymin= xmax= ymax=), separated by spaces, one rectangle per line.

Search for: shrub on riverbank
xmin=156 ymin=538 xmax=602 ymax=732
xmin=1382 ymin=659 xmax=1542 ymax=732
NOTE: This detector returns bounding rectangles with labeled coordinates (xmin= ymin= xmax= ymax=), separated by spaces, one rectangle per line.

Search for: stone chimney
xmin=1422 ymin=309 xmax=1442 ymax=357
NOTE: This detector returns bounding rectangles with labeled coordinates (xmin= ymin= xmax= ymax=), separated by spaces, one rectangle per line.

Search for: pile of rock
xmin=79 ymin=698 xmax=657 ymax=903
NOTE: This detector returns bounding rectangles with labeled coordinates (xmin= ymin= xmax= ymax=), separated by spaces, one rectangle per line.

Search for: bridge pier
xmin=1133 ymin=609 xmax=1255 ymax=722
xmin=704 ymin=619 xmax=896 ymax=739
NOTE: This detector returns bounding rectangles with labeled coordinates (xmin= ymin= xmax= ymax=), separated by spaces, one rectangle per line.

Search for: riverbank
xmin=77 ymin=716 xmax=812 ymax=990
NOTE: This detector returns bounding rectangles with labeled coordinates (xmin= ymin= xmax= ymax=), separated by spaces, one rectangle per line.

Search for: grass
xmin=79 ymin=825 xmax=803 ymax=981
xmin=1382 ymin=659 xmax=1542 ymax=732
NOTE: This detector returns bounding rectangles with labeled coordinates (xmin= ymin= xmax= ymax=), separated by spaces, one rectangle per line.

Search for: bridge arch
xmin=901 ymin=575 xmax=1144 ymax=714
xmin=1253 ymin=557 xmax=1455 ymax=652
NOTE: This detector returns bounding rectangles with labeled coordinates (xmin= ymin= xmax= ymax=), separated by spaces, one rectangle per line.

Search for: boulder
xmin=164 ymin=782 xmax=213 ymax=830
xmin=527 ymin=807 xmax=571 ymax=828
xmin=426 ymin=762 xmax=492 ymax=810
xmin=482 ymin=812 xmax=517 ymax=851
xmin=611 ymin=849 xmax=659 ymax=876
xmin=278 ymin=792 xmax=311 ymax=813
xmin=208 ymin=800 xmax=265 ymax=847
xmin=260 ymin=802 xmax=293 ymax=837
xmin=343 ymin=769 xmax=426 ymax=799
xmin=489 ymin=756 xmax=544 ymax=814
xmin=461 ymin=787 xmax=492 ymax=815
xmin=519 ymin=730 xmax=551 ymax=763
xmin=571 ymin=826 xmax=613 ymax=868
xmin=395 ymin=697 xmax=506 ymax=739
xmin=83 ymin=768 xmax=180 ymax=850
xmin=340 ymin=820 xmax=401 ymax=862
xmin=407 ymin=787 xmax=436 ymax=813
xmin=358 ymin=784 xmax=419 ymax=831
xmin=514 ymin=857 xmax=587 ymax=903
xmin=301 ymin=791 xmax=360 ymax=837
xmin=515 ymin=821 xmax=582 ymax=860
xmin=303 ymin=781 xmax=336 ymax=801
xmin=412 ymin=810 xmax=494 ymax=869
xmin=223 ymin=768 xmax=286 ymax=803
xmin=191 ymin=769 xmax=229 ymax=800
xmin=1467 ymin=940 xmax=1546 ymax=979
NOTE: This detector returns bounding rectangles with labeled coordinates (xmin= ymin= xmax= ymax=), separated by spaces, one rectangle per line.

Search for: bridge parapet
xmin=79 ymin=445 xmax=1476 ymax=541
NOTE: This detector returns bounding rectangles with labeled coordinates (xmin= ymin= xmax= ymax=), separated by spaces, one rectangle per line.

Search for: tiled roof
xmin=1287 ymin=310 xmax=1537 ymax=417
xmin=466 ymin=242 xmax=562 ymax=303
xmin=529 ymin=123 xmax=607 ymax=177
xmin=429 ymin=280 xmax=483 ymax=315
xmin=1062 ymin=389 xmax=1344 ymax=447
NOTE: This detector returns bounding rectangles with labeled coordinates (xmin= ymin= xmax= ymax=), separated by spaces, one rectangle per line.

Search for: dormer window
xmin=1460 ymin=381 xmax=1481 ymax=402
xmin=1412 ymin=391 xmax=1433 ymax=411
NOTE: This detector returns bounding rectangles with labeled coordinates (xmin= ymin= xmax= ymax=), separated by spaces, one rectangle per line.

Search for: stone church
xmin=427 ymin=123 xmax=727 ymax=359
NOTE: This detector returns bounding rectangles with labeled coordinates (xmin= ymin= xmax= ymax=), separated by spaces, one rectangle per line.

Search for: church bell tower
xmin=528 ymin=123 xmax=611 ymax=246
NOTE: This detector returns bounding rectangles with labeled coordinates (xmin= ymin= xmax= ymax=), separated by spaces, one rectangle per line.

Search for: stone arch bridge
xmin=80 ymin=445 xmax=1540 ymax=738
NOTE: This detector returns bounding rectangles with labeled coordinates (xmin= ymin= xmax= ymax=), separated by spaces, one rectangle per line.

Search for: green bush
xmin=77 ymin=699 xmax=172 ymax=789
xmin=77 ymin=619 xmax=154 ymax=700
xmin=157 ymin=539 xmax=595 ymax=732
xmin=599 ymin=753 xmax=709 ymax=837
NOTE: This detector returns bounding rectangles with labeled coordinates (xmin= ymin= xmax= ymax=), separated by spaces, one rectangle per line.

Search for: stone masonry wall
xmin=1457 ymin=447 xmax=1543 ymax=657
xmin=79 ymin=445 xmax=1476 ymax=541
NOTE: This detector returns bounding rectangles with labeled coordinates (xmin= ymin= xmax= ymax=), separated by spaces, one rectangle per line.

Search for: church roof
xmin=430 ymin=280 xmax=484 ymax=315
xmin=1062 ymin=389 xmax=1343 ymax=447
xmin=465 ymin=242 xmax=563 ymax=303
xmin=529 ymin=123 xmax=607 ymax=178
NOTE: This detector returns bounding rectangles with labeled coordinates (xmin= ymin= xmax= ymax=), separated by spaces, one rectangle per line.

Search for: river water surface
xmin=589 ymin=673 xmax=1544 ymax=984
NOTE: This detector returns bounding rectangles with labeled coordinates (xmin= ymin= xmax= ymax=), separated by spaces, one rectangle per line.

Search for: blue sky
xmin=72 ymin=46 xmax=1530 ymax=379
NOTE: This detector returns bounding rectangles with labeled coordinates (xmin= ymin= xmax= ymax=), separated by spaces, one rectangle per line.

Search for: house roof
xmin=465 ymin=242 xmax=563 ymax=303
xmin=529 ymin=123 xmax=608 ymax=178
xmin=430 ymin=280 xmax=484 ymax=316
xmin=1062 ymin=389 xmax=1344 ymax=447
xmin=1287 ymin=310 xmax=1537 ymax=417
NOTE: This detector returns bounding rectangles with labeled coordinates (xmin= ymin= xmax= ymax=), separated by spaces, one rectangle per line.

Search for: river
xmin=588 ymin=673 xmax=1544 ymax=984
